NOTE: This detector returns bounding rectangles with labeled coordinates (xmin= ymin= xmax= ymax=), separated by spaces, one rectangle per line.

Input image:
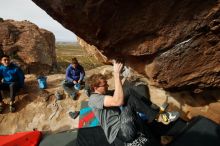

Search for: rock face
xmin=0 ymin=19 xmax=57 ymax=74
xmin=32 ymin=0 xmax=220 ymax=90
xmin=77 ymin=37 xmax=107 ymax=63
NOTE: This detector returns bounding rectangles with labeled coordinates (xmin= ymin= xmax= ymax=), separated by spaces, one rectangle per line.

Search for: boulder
xmin=0 ymin=19 xmax=57 ymax=74
xmin=31 ymin=0 xmax=220 ymax=90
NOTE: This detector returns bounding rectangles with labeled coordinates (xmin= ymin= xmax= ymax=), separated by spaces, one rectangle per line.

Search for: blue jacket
xmin=65 ymin=64 xmax=85 ymax=82
xmin=0 ymin=63 xmax=25 ymax=88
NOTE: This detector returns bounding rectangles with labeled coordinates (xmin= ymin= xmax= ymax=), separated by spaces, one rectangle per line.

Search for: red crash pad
xmin=0 ymin=130 xmax=41 ymax=146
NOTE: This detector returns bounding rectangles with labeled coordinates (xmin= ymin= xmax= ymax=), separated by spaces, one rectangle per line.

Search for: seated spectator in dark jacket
xmin=62 ymin=57 xmax=85 ymax=99
xmin=65 ymin=57 xmax=85 ymax=84
xmin=0 ymin=55 xmax=25 ymax=113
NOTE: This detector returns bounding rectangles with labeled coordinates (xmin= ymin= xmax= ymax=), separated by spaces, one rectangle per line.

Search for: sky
xmin=0 ymin=0 xmax=77 ymax=42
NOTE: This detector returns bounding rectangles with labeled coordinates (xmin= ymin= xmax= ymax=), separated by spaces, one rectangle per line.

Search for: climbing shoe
xmin=160 ymin=103 xmax=169 ymax=113
xmin=70 ymin=92 xmax=77 ymax=100
xmin=55 ymin=90 xmax=63 ymax=100
xmin=9 ymin=102 xmax=16 ymax=113
xmin=84 ymin=89 xmax=91 ymax=97
xmin=159 ymin=111 xmax=180 ymax=125
xmin=69 ymin=111 xmax=80 ymax=119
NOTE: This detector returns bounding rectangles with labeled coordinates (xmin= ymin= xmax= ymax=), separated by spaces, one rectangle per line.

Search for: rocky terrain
xmin=0 ymin=65 xmax=220 ymax=135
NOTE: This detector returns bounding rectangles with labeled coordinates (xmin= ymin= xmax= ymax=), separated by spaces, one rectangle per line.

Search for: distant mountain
xmin=56 ymin=41 xmax=79 ymax=46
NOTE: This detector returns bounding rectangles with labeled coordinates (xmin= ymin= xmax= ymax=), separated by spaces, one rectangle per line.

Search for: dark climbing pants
xmin=62 ymin=80 xmax=77 ymax=98
xmin=123 ymin=81 xmax=160 ymax=122
xmin=0 ymin=82 xmax=19 ymax=102
xmin=117 ymin=81 xmax=186 ymax=143
xmin=62 ymin=80 xmax=85 ymax=93
xmin=116 ymin=82 xmax=160 ymax=142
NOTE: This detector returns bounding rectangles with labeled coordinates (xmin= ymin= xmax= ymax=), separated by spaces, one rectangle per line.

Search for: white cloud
xmin=0 ymin=0 xmax=76 ymax=42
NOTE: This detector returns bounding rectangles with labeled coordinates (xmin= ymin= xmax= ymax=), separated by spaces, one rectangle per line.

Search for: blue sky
xmin=0 ymin=0 xmax=77 ymax=42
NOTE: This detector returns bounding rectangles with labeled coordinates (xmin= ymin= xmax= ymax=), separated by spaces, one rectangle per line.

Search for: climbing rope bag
xmin=37 ymin=76 xmax=47 ymax=89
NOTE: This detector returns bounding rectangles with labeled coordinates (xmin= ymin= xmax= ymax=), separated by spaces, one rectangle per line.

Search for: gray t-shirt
xmin=88 ymin=92 xmax=121 ymax=144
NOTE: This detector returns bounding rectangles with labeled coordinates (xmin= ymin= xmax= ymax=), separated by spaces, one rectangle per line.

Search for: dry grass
xmin=56 ymin=42 xmax=103 ymax=72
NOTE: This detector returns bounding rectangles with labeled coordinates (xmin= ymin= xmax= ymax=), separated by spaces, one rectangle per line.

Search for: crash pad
xmin=169 ymin=116 xmax=220 ymax=146
xmin=0 ymin=130 xmax=41 ymax=146
xmin=78 ymin=101 xmax=99 ymax=128
xmin=39 ymin=130 xmax=77 ymax=146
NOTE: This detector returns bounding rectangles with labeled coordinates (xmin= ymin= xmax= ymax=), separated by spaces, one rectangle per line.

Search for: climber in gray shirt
xmin=88 ymin=60 xmax=179 ymax=144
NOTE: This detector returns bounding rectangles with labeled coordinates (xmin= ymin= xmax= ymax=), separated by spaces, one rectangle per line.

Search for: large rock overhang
xmin=32 ymin=0 xmax=220 ymax=90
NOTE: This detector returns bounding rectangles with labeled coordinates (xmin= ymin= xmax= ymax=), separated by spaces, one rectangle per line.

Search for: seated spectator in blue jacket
xmin=0 ymin=55 xmax=25 ymax=113
xmin=62 ymin=57 xmax=85 ymax=99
